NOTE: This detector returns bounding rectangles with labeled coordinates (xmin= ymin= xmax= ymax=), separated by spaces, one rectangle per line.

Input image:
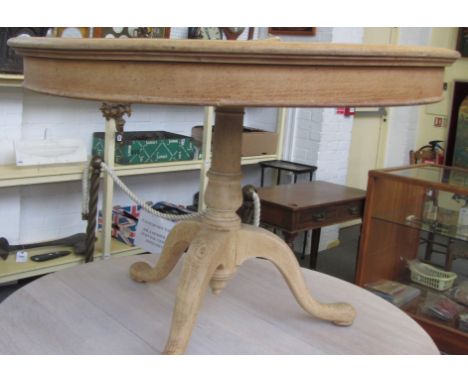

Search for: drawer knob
xmin=312 ymin=212 xmax=325 ymax=221
xmin=348 ymin=206 xmax=359 ymax=215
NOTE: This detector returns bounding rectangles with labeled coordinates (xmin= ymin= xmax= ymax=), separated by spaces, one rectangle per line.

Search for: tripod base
xmin=130 ymin=221 xmax=355 ymax=354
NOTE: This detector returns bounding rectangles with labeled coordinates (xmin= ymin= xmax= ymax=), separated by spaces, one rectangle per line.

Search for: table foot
xmin=129 ymin=220 xmax=201 ymax=282
xmin=163 ymin=228 xmax=232 ymax=355
xmin=237 ymin=225 xmax=356 ymax=326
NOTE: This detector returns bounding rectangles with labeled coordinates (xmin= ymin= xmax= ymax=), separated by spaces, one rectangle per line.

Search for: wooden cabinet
xmin=355 ymin=164 xmax=468 ymax=354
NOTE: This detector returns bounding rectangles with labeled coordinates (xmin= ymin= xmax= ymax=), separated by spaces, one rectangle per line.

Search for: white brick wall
xmin=284 ymin=28 xmax=364 ymax=252
xmin=12 ymin=90 xmax=209 ymax=243
xmin=0 ymin=88 xmax=23 ymax=243
xmin=384 ymin=28 xmax=431 ymax=167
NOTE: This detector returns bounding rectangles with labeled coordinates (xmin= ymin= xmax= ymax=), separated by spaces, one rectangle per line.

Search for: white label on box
xmin=134 ymin=209 xmax=176 ymax=254
xmin=16 ymin=251 xmax=28 ymax=263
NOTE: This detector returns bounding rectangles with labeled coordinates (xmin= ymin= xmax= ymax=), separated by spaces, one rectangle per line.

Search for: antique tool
xmin=30 ymin=250 xmax=71 ymax=262
xmin=0 ymin=233 xmax=86 ymax=260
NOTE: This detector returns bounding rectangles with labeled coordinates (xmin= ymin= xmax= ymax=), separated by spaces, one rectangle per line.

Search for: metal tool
xmin=30 ymin=250 xmax=71 ymax=262
xmin=0 ymin=233 xmax=86 ymax=261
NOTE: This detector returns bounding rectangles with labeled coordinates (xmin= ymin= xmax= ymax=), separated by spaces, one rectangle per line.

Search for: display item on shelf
xmin=448 ymin=280 xmax=468 ymax=306
xmin=92 ymin=131 xmax=196 ymax=165
xmin=152 ymin=201 xmax=192 ymax=216
xmin=14 ymin=138 xmax=87 ymax=166
xmin=407 ymin=259 xmax=457 ymax=291
xmin=191 ymin=125 xmax=278 ymax=157
xmin=458 ymin=312 xmax=468 ymax=332
xmin=98 ymin=204 xmax=143 ymax=246
xmin=455 ymin=195 xmax=468 ymax=237
xmin=364 ymin=279 xmax=421 ymax=307
xmin=423 ymin=189 xmax=438 ymax=222
xmin=98 ymin=201 xmax=192 ymax=246
xmin=421 ymin=292 xmax=465 ymax=322
xmin=30 ymin=250 xmax=71 ymax=262
xmin=0 ymin=233 xmax=87 ymax=261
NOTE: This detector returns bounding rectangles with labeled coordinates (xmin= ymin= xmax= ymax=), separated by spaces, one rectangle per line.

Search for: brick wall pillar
xmin=286 ymin=27 xmax=364 ymax=253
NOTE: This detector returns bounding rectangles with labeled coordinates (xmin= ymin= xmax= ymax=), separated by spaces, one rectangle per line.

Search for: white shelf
xmin=114 ymin=160 xmax=203 ymax=176
xmin=0 ymin=236 xmax=143 ymax=284
xmin=0 ymin=160 xmax=205 ymax=188
xmin=0 ymin=156 xmax=279 ymax=188
xmin=0 ymin=73 xmax=23 ymax=88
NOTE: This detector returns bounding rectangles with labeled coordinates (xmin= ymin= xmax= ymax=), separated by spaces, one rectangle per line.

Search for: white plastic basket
xmin=408 ymin=261 xmax=457 ymax=291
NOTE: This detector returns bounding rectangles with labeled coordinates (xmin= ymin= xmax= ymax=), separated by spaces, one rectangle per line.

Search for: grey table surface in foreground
xmin=0 ymin=253 xmax=438 ymax=354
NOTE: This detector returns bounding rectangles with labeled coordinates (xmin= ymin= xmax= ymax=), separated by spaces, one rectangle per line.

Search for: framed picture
xmin=53 ymin=27 xmax=91 ymax=38
xmin=53 ymin=27 xmax=171 ymax=39
xmin=92 ymin=27 xmax=171 ymax=39
xmin=268 ymin=27 xmax=316 ymax=36
xmin=0 ymin=27 xmax=50 ymax=73
xmin=456 ymin=27 xmax=468 ymax=58
xmin=188 ymin=27 xmax=254 ymax=40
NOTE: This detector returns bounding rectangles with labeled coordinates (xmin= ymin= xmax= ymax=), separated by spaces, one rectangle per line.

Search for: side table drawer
xmin=340 ymin=200 xmax=365 ymax=219
xmin=297 ymin=200 xmax=364 ymax=228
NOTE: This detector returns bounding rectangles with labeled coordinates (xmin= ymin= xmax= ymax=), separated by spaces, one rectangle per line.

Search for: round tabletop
xmin=0 ymin=253 xmax=438 ymax=354
xmin=8 ymin=38 xmax=459 ymax=107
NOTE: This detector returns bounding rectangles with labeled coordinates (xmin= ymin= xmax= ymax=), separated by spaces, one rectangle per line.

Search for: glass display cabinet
xmin=355 ymin=164 xmax=468 ymax=354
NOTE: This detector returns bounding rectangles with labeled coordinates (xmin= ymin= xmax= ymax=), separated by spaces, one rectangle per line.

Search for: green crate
xmin=92 ymin=131 xmax=196 ymax=165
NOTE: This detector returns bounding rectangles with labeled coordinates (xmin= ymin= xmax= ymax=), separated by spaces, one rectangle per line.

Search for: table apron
xmin=261 ymin=199 xmax=365 ymax=232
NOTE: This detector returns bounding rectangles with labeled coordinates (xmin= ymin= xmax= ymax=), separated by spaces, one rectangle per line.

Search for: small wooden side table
xmin=259 ymin=159 xmax=318 ymax=258
xmin=257 ymin=181 xmax=366 ymax=269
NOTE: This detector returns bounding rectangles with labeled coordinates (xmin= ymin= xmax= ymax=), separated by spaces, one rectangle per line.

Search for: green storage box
xmin=92 ymin=131 xmax=196 ymax=165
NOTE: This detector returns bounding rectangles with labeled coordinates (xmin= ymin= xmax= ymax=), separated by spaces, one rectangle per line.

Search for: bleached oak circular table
xmin=8 ymin=38 xmax=458 ymax=354
xmin=0 ymin=253 xmax=439 ymax=354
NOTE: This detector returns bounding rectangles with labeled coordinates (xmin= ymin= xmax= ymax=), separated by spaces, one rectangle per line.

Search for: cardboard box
xmin=191 ymin=125 xmax=278 ymax=157
xmin=92 ymin=131 xmax=196 ymax=165
xmin=98 ymin=204 xmax=142 ymax=246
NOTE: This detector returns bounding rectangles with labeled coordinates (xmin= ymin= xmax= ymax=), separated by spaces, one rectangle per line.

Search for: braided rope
xmin=252 ymin=191 xmax=261 ymax=227
xmin=81 ymin=163 xmax=90 ymax=217
xmin=100 ymin=161 xmax=205 ymax=222
xmin=84 ymin=160 xmax=101 ymax=262
xmin=82 ymin=158 xmax=261 ymax=226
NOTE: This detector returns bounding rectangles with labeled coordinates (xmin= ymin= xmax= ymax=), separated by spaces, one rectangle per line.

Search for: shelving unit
xmin=0 ymin=98 xmax=286 ymax=283
xmin=355 ymin=164 xmax=468 ymax=354
xmin=0 ymin=235 xmax=144 ymax=284
xmin=0 ymin=73 xmax=23 ymax=87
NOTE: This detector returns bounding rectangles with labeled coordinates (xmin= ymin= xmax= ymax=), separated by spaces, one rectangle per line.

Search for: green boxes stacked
xmin=92 ymin=131 xmax=196 ymax=165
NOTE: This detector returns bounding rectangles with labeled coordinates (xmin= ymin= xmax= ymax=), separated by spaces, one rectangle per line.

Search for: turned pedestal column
xmin=129 ymin=106 xmax=355 ymax=354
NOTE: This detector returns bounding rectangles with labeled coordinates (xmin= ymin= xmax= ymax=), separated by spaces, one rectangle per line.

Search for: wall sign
xmin=268 ymin=27 xmax=316 ymax=36
xmin=134 ymin=209 xmax=176 ymax=254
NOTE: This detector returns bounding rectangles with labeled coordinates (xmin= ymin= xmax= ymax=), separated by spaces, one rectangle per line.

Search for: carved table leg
xmin=237 ymin=224 xmax=356 ymax=326
xmin=163 ymin=228 xmax=234 ymax=354
xmin=130 ymin=220 xmax=201 ymax=282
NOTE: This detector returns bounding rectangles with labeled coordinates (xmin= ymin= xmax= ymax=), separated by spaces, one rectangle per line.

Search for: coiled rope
xmin=82 ymin=159 xmax=261 ymax=226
